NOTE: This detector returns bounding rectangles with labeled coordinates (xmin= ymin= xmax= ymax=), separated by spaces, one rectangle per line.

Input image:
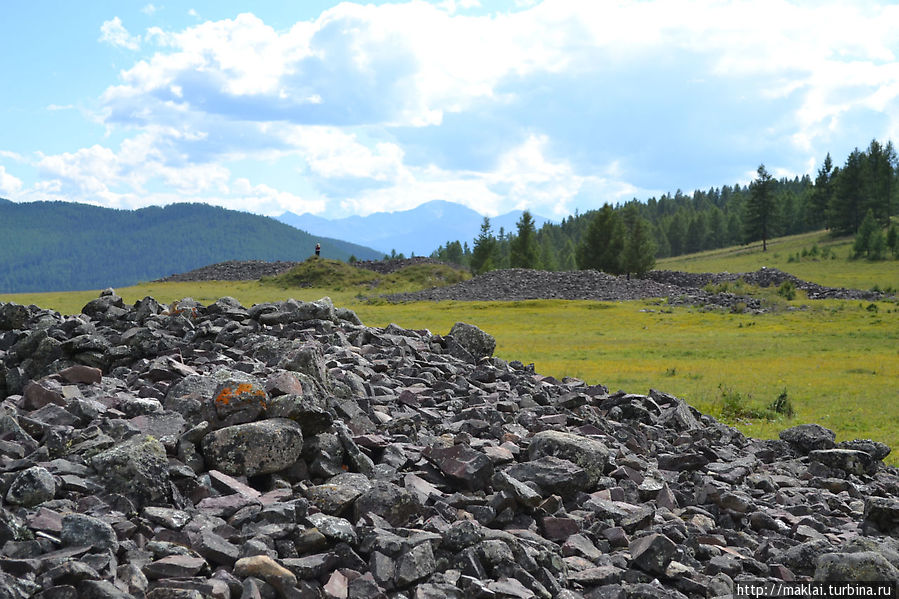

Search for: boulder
xmin=201 ymin=418 xmax=304 ymax=477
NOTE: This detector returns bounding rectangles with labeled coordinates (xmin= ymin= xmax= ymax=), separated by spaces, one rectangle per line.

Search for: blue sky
xmin=2 ymin=1 xmax=899 ymax=220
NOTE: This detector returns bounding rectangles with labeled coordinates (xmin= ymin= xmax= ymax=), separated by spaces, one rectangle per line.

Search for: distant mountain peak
xmin=278 ymin=200 xmax=554 ymax=256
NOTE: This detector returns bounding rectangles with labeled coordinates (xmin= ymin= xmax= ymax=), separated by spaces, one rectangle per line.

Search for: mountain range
xmin=0 ymin=200 xmax=381 ymax=294
xmin=277 ymin=200 xmax=554 ymax=257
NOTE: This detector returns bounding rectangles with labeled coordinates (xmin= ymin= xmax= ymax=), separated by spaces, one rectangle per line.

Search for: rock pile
xmin=387 ymin=267 xmax=887 ymax=307
xmin=1 ymin=292 xmax=898 ymax=598
xmin=352 ymin=258 xmax=462 ymax=275
xmin=644 ymin=268 xmax=884 ymax=302
xmin=155 ymin=261 xmax=302 ymax=283
xmin=385 ymin=269 xmax=768 ymax=311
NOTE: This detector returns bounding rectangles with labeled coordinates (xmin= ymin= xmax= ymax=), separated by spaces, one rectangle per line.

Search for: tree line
xmin=431 ymin=139 xmax=899 ymax=274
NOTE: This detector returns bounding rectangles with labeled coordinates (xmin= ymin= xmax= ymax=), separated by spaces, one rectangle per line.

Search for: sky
xmin=2 ymin=1 xmax=899 ymax=221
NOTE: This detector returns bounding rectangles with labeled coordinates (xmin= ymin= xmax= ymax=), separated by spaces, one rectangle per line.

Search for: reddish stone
xmin=22 ymin=379 xmax=66 ymax=410
xmin=59 ymin=365 xmax=102 ymax=385
xmin=541 ymin=516 xmax=580 ymax=541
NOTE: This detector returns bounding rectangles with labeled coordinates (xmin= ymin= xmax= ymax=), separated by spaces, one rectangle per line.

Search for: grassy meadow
xmin=2 ymin=248 xmax=898 ymax=463
xmin=658 ymin=229 xmax=899 ymax=292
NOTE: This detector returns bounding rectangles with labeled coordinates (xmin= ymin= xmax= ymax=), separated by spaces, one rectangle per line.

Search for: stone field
xmin=0 ymin=290 xmax=897 ymax=598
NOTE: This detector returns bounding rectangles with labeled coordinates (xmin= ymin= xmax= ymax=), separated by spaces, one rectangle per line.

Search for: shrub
xmin=777 ymin=280 xmax=796 ymax=301
xmin=768 ymin=388 xmax=794 ymax=417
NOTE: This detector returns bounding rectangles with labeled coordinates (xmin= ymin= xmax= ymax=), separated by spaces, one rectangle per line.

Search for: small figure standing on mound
xmin=315 ymin=243 xmax=321 ymax=257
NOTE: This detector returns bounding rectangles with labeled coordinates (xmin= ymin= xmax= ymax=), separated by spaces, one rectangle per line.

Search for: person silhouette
xmin=315 ymin=243 xmax=321 ymax=257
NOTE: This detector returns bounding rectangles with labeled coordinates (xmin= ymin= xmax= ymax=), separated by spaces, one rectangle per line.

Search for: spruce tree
xmin=810 ymin=153 xmax=834 ymax=229
xmin=576 ymin=204 xmax=624 ymax=273
xmin=470 ymin=217 xmax=497 ymax=274
xmin=744 ymin=164 xmax=778 ymax=251
xmin=510 ymin=210 xmax=539 ymax=268
xmin=623 ymin=216 xmax=657 ymax=276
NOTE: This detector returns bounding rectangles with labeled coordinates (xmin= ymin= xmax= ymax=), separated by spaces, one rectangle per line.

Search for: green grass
xmin=658 ymin=229 xmax=899 ymax=292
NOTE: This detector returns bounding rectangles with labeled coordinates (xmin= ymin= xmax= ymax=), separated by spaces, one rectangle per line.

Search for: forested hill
xmin=432 ymin=139 xmax=899 ymax=274
xmin=0 ymin=201 xmax=382 ymax=293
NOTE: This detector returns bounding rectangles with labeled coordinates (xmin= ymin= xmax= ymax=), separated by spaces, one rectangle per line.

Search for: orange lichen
xmin=215 ymin=383 xmax=266 ymax=405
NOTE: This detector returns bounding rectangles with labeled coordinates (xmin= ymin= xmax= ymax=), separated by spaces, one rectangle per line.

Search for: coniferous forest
xmin=431 ymin=139 xmax=899 ymax=275
xmin=0 ymin=201 xmax=381 ymax=293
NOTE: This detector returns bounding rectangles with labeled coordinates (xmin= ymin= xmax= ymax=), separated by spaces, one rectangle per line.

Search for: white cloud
xmin=142 ymin=4 xmax=159 ymax=16
xmin=99 ymin=17 xmax=141 ymax=50
xmin=0 ymin=166 xmax=23 ymax=196
xmin=41 ymin=1 xmax=898 ymax=222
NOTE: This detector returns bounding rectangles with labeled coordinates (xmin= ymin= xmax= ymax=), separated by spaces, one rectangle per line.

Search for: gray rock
xmin=422 ymin=444 xmax=494 ymax=491
xmin=354 ymin=480 xmax=422 ymax=527
xmin=60 ymin=513 xmax=118 ymax=552
xmin=815 ymin=551 xmax=899 ymax=582
xmin=6 ymin=466 xmax=57 ymax=507
xmin=864 ymin=496 xmax=899 ymax=534
xmin=447 ymin=322 xmax=496 ymax=360
xmin=629 ymin=533 xmax=677 ymax=575
xmin=837 ymin=439 xmax=891 ymax=461
xmin=396 ymin=541 xmax=436 ymax=587
xmin=808 ymin=448 xmax=877 ymax=475
xmin=201 ymin=418 xmax=304 ymax=477
xmin=90 ymin=434 xmax=171 ymax=507
xmin=528 ymin=430 xmax=610 ymax=486
xmin=779 ymin=423 xmax=836 ymax=453
xmin=505 ymin=455 xmax=591 ymax=495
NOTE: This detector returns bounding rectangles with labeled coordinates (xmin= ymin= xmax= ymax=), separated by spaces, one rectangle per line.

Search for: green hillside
xmin=0 ymin=200 xmax=381 ymax=293
xmin=658 ymin=229 xmax=899 ymax=292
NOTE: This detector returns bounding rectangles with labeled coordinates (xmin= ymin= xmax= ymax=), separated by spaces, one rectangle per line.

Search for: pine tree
xmin=830 ymin=149 xmax=865 ymax=234
xmin=810 ymin=153 xmax=834 ymax=229
xmin=470 ymin=217 xmax=497 ymax=274
xmin=576 ymin=204 xmax=624 ymax=273
xmin=744 ymin=164 xmax=778 ymax=251
xmin=853 ymin=209 xmax=884 ymax=260
xmin=623 ymin=216 xmax=657 ymax=276
xmin=510 ymin=211 xmax=539 ymax=269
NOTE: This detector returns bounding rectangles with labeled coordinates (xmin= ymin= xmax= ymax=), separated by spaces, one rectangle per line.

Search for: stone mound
xmin=1 ymin=292 xmax=897 ymax=598
xmin=386 ymin=267 xmax=884 ymax=307
xmin=352 ymin=257 xmax=467 ymax=274
xmin=155 ymin=261 xmax=302 ymax=283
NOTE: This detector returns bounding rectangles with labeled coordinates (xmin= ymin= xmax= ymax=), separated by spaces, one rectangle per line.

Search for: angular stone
xmin=189 ymin=529 xmax=239 ymax=567
xmin=60 ymin=514 xmax=118 ymax=552
xmin=809 ymin=448 xmax=877 ymax=476
xmin=657 ymin=452 xmax=709 ymax=472
xmin=354 ymin=480 xmax=422 ymax=527
xmin=422 ymin=444 xmax=494 ymax=491
xmin=211 ymin=377 xmax=269 ymax=426
xmin=447 ymin=322 xmax=496 ymax=360
xmin=815 ymin=551 xmax=899 ymax=583
xmin=234 ymin=555 xmax=297 ymax=591
xmin=779 ymin=423 xmax=836 ymax=453
xmin=864 ymin=496 xmax=899 ymax=534
xmin=6 ymin=466 xmax=57 ymax=507
xmin=629 ymin=533 xmax=677 ymax=575
xmin=201 ymin=418 xmax=303 ymax=477
xmin=837 ymin=439 xmax=891 ymax=461
xmin=90 ymin=434 xmax=171 ymax=507
xmin=505 ymin=455 xmax=591 ymax=495
xmin=142 ymin=555 xmax=207 ymax=579
xmin=22 ymin=378 xmax=66 ymax=410
xmin=528 ymin=430 xmax=610 ymax=486
xmin=395 ymin=541 xmax=436 ymax=587
xmin=266 ymin=394 xmax=333 ymax=437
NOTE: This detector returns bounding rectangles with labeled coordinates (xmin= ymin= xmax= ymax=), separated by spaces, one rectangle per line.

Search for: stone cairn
xmin=0 ymin=290 xmax=897 ymax=599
